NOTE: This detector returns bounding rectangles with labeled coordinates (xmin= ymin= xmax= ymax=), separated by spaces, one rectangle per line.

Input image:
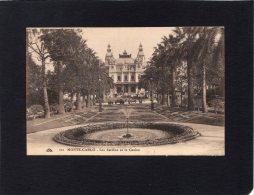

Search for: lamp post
xmin=98 ymin=76 xmax=102 ymax=112
xmin=126 ymin=103 xmax=129 ymax=135
xmin=150 ymin=77 xmax=154 ymax=111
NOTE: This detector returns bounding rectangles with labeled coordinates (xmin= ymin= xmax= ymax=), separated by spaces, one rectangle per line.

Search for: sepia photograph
xmin=1 ymin=1 xmax=253 ymax=194
xmin=26 ymin=27 xmax=225 ymax=156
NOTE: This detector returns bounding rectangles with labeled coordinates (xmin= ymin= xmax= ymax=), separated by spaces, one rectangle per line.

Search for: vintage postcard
xmin=26 ymin=27 xmax=225 ymax=156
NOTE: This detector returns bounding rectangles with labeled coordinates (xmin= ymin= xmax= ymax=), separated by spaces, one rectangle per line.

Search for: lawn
xmin=27 ymin=103 xmax=225 ymax=134
xmin=27 ymin=108 xmax=98 ymax=133
xmin=154 ymin=104 xmax=224 ymax=126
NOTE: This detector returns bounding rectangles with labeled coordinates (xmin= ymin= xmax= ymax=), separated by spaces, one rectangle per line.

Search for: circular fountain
xmin=54 ymin=105 xmax=201 ymax=146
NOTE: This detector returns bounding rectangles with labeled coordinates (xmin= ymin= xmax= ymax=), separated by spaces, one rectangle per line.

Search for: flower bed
xmin=53 ymin=122 xmax=201 ymax=146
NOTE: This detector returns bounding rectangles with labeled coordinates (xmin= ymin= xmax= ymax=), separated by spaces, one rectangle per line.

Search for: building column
xmin=121 ymin=85 xmax=124 ymax=94
xmin=136 ymin=73 xmax=139 ymax=83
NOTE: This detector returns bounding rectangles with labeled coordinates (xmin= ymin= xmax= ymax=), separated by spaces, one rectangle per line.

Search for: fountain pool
xmin=53 ymin=122 xmax=201 ymax=146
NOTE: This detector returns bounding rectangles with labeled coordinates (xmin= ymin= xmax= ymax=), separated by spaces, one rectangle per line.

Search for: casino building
xmin=105 ymin=43 xmax=147 ymax=97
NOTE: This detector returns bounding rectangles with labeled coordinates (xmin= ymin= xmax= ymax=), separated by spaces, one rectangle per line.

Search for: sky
xmin=81 ymin=27 xmax=175 ymax=61
xmin=28 ymin=27 xmax=176 ymax=70
xmin=28 ymin=27 xmax=223 ymax=72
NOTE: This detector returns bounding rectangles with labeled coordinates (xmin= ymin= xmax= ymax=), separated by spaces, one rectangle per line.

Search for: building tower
xmin=105 ymin=44 xmax=115 ymax=66
xmin=135 ymin=43 xmax=146 ymax=68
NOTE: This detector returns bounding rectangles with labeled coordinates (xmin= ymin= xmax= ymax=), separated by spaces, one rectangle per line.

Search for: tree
xmin=193 ymin=27 xmax=213 ymax=112
xmin=149 ymin=44 xmax=168 ymax=105
xmin=175 ymin=61 xmax=188 ymax=107
xmin=98 ymin=63 xmax=114 ymax=101
xmin=176 ymin=26 xmax=225 ymax=112
xmin=41 ymin=29 xmax=85 ymax=114
xmin=186 ymin=27 xmax=224 ymax=112
xmin=210 ymin=27 xmax=225 ymax=97
xmin=160 ymin=33 xmax=183 ymax=107
xmin=140 ymin=26 xmax=224 ymax=112
xmin=27 ymin=29 xmax=51 ymax=118
xmin=26 ymin=54 xmax=44 ymax=107
xmin=85 ymin=56 xmax=113 ymax=106
xmin=179 ymin=27 xmax=202 ymax=110
xmin=139 ymin=64 xmax=161 ymax=103
xmin=142 ymin=30 xmax=184 ymax=107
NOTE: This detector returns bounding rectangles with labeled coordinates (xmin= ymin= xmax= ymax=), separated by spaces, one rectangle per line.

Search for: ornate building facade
xmin=105 ymin=43 xmax=146 ymax=97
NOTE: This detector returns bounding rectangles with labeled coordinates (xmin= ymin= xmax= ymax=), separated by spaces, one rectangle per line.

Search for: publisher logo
xmin=46 ymin=148 xmax=53 ymax=152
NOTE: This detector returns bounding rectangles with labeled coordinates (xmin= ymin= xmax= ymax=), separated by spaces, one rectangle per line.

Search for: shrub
xmin=26 ymin=104 xmax=45 ymax=120
xmin=50 ymin=103 xmax=59 ymax=114
xmin=64 ymin=102 xmax=73 ymax=112
xmin=28 ymin=104 xmax=44 ymax=114
xmin=209 ymin=98 xmax=224 ymax=113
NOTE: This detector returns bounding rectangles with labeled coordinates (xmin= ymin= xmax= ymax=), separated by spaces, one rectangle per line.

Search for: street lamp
xmin=150 ymin=77 xmax=154 ymax=111
xmin=98 ymin=76 xmax=102 ymax=112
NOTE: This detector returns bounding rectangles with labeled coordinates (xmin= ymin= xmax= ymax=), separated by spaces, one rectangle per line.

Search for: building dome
xmin=119 ymin=50 xmax=132 ymax=58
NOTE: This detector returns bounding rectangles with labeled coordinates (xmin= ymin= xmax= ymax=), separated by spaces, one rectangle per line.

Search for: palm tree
xmin=175 ymin=61 xmax=188 ymax=107
xmin=160 ymin=33 xmax=184 ymax=107
xmin=177 ymin=27 xmax=207 ymax=111
xmin=139 ymin=65 xmax=158 ymax=91
xmin=149 ymin=43 xmax=168 ymax=105
xmin=180 ymin=27 xmax=224 ymax=112
xmin=195 ymin=27 xmax=224 ymax=112
xmin=211 ymin=27 xmax=225 ymax=97
xmin=179 ymin=27 xmax=202 ymax=110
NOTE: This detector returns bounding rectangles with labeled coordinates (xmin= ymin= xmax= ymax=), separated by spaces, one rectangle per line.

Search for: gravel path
xmin=27 ymin=121 xmax=224 ymax=156
xmin=27 ymin=104 xmax=224 ymax=156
